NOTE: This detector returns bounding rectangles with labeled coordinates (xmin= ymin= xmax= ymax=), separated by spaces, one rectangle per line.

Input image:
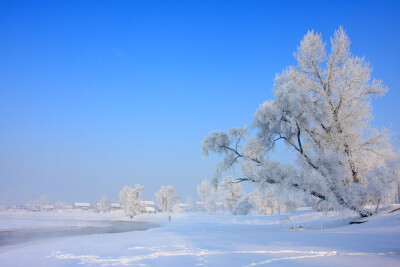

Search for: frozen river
xmin=0 ymin=220 xmax=159 ymax=248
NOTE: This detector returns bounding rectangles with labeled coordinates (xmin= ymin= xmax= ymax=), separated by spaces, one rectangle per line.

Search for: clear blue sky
xmin=1 ymin=0 xmax=399 ymax=204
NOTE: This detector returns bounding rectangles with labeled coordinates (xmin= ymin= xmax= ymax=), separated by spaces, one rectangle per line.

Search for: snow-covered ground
xmin=0 ymin=208 xmax=399 ymax=266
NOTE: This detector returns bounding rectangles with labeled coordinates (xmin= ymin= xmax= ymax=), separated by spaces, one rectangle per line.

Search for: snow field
xmin=0 ymin=208 xmax=399 ymax=266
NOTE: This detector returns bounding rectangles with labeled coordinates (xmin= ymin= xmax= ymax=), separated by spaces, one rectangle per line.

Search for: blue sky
xmin=0 ymin=0 xmax=399 ymax=204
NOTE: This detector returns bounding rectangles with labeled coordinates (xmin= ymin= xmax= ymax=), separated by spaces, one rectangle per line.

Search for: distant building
xmin=21 ymin=203 xmax=39 ymax=212
xmin=141 ymin=200 xmax=156 ymax=207
xmin=73 ymin=203 xmax=92 ymax=210
xmin=144 ymin=206 xmax=156 ymax=213
xmin=179 ymin=203 xmax=190 ymax=212
xmin=141 ymin=201 xmax=159 ymax=213
xmin=40 ymin=205 xmax=55 ymax=212
xmin=111 ymin=203 xmax=121 ymax=211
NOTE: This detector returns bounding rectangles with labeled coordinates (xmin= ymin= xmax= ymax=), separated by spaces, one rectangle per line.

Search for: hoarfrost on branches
xmin=202 ymin=27 xmax=397 ymax=217
xmin=155 ymin=185 xmax=179 ymax=212
xmin=235 ymin=196 xmax=253 ymax=215
xmin=119 ymin=186 xmax=131 ymax=211
xmin=99 ymin=195 xmax=111 ymax=213
xmin=119 ymin=185 xmax=144 ymax=216
xmin=185 ymin=196 xmax=195 ymax=212
xmin=197 ymin=180 xmax=210 ymax=211
xmin=220 ymin=176 xmax=245 ymax=215
xmin=197 ymin=180 xmax=221 ymax=212
xmin=249 ymin=187 xmax=297 ymax=215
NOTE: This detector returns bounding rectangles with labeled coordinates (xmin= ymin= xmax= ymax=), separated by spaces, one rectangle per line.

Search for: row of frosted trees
xmin=98 ymin=184 xmax=181 ymax=215
xmin=197 ymin=178 xmax=298 ymax=215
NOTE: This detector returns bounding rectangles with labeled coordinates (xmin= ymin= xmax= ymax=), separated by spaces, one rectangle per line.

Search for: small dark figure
xmin=130 ymin=215 xmax=133 ymax=219
xmin=168 ymin=215 xmax=171 ymax=221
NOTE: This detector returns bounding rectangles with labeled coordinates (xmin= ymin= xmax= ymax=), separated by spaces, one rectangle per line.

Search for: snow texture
xmin=0 ymin=207 xmax=399 ymax=266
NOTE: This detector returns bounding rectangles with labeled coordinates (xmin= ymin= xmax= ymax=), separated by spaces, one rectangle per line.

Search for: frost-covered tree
xmin=249 ymin=189 xmax=270 ymax=215
xmin=363 ymin=150 xmax=400 ymax=209
xmin=126 ymin=185 xmax=144 ymax=216
xmin=249 ymin=188 xmax=286 ymax=215
xmin=99 ymin=195 xmax=111 ymax=213
xmin=185 ymin=196 xmax=195 ymax=212
xmin=197 ymin=180 xmax=221 ymax=212
xmin=155 ymin=185 xmax=178 ymax=212
xmin=220 ymin=176 xmax=244 ymax=215
xmin=235 ymin=196 xmax=253 ymax=215
xmin=202 ymin=27 xmax=395 ymax=217
xmin=197 ymin=180 xmax=210 ymax=211
xmin=172 ymin=201 xmax=182 ymax=213
xmin=284 ymin=201 xmax=296 ymax=214
xmin=119 ymin=186 xmax=131 ymax=211
xmin=388 ymin=151 xmax=400 ymax=203
xmin=119 ymin=185 xmax=144 ymax=216
xmin=207 ymin=185 xmax=221 ymax=213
